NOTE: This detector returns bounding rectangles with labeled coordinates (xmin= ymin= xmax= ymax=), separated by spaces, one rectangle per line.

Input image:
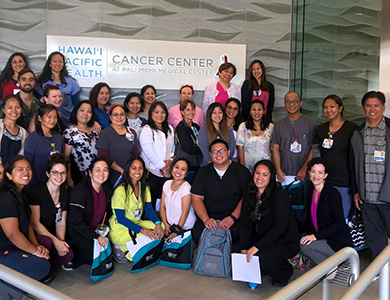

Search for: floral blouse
xmin=63 ymin=125 xmax=99 ymax=175
xmin=236 ymin=123 xmax=274 ymax=172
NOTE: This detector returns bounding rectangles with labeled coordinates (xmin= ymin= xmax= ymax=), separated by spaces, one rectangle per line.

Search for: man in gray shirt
xmin=272 ymin=91 xmax=316 ymax=182
xmin=351 ymin=91 xmax=390 ymax=258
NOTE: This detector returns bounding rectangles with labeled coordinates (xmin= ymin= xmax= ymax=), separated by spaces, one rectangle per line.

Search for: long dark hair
xmin=0 ymin=155 xmax=31 ymax=204
xmin=225 ymin=98 xmax=242 ymax=131
xmin=1 ymin=94 xmax=23 ymax=116
xmin=205 ymin=102 xmax=230 ymax=144
xmin=245 ymin=100 xmax=269 ymax=131
xmin=146 ymin=101 xmax=171 ymax=138
xmin=170 ymin=157 xmax=190 ymax=176
xmin=118 ymin=156 xmax=148 ymax=208
xmin=89 ymin=82 xmax=111 ymax=108
xmin=243 ymin=160 xmax=279 ymax=221
xmin=124 ymin=92 xmax=144 ymax=114
xmin=140 ymin=84 xmax=156 ymax=112
xmin=141 ymin=85 xmax=156 ymax=97
xmin=0 ymin=52 xmax=28 ymax=87
xmin=70 ymin=100 xmax=95 ymax=127
xmin=247 ymin=60 xmax=270 ymax=92
xmin=38 ymin=52 xmax=69 ymax=88
xmin=35 ymin=104 xmax=58 ymax=136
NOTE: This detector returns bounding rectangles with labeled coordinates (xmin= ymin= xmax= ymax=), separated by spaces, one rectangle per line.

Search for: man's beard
xmin=20 ymin=85 xmax=33 ymax=93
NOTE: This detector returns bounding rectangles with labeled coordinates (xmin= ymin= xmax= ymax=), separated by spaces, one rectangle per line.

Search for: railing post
xmin=268 ymin=247 xmax=359 ymax=300
xmin=322 ymin=279 xmax=330 ymax=300
xmin=379 ymin=261 xmax=389 ymax=300
xmin=0 ymin=264 xmax=74 ymax=300
xmin=341 ymin=244 xmax=390 ymax=300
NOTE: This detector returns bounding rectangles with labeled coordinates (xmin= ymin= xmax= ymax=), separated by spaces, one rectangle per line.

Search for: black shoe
xmin=62 ymin=262 xmax=74 ymax=271
xmin=40 ymin=270 xmax=55 ymax=284
xmin=271 ymin=278 xmax=288 ymax=287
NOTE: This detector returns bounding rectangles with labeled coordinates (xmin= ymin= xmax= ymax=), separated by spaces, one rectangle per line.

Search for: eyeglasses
xmin=284 ymin=100 xmax=300 ymax=105
xmin=226 ymin=105 xmax=239 ymax=111
xmin=50 ymin=170 xmax=67 ymax=177
xmin=93 ymin=168 xmax=109 ymax=173
xmin=111 ymin=113 xmax=125 ymax=117
xmin=210 ymin=148 xmax=227 ymax=155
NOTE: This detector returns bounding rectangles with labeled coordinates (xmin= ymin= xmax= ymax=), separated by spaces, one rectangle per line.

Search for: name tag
xmin=50 ymin=150 xmax=59 ymax=156
xmin=55 ymin=209 xmax=63 ymax=223
xmin=134 ymin=209 xmax=142 ymax=219
xmin=374 ymin=150 xmax=385 ymax=162
xmin=72 ymin=134 xmax=83 ymax=143
xmin=322 ymin=138 xmax=333 ymax=149
xmin=290 ymin=141 xmax=301 ymax=153
xmin=125 ymin=132 xmax=134 ymax=142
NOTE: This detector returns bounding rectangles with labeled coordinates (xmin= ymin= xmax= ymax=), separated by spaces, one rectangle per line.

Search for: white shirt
xmin=139 ymin=124 xmax=175 ymax=177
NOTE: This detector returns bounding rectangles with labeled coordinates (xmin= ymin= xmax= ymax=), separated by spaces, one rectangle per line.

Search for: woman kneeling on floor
xmin=0 ymin=156 xmax=50 ymax=299
xmin=233 ymin=160 xmax=300 ymax=287
xmin=109 ymin=156 xmax=164 ymax=263
xmin=300 ymin=158 xmax=353 ymax=269
xmin=159 ymin=158 xmax=196 ymax=242
xmin=65 ymin=158 xmax=112 ymax=270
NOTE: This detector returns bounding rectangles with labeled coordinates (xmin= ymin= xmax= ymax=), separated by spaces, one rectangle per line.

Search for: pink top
xmin=252 ymin=90 xmax=270 ymax=115
xmin=214 ymin=82 xmax=229 ymax=108
xmin=168 ymin=104 xmax=205 ymax=129
xmin=310 ymin=189 xmax=320 ymax=232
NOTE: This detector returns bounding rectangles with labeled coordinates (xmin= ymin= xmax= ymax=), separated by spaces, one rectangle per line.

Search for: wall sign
xmin=47 ymin=35 xmax=246 ymax=90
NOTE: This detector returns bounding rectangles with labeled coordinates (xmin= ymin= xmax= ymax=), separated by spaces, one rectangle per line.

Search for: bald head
xmin=284 ymin=91 xmax=301 ymax=101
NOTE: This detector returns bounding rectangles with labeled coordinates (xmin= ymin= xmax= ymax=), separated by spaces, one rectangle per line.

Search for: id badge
xmin=134 ymin=209 xmax=142 ymax=218
xmin=72 ymin=134 xmax=83 ymax=143
xmin=55 ymin=208 xmax=62 ymax=223
xmin=125 ymin=132 xmax=134 ymax=142
xmin=322 ymin=138 xmax=333 ymax=149
xmin=290 ymin=141 xmax=302 ymax=153
xmin=374 ymin=150 xmax=385 ymax=162
xmin=50 ymin=150 xmax=59 ymax=156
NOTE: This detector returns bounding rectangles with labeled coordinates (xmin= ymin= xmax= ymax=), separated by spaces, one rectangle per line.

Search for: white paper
xmin=231 ymin=253 xmax=261 ymax=284
xmin=168 ymin=231 xmax=191 ymax=244
xmin=280 ymin=175 xmax=300 ymax=187
xmin=126 ymin=235 xmax=152 ymax=257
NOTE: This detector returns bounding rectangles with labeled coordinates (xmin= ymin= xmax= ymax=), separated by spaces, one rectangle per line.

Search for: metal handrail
xmin=340 ymin=244 xmax=390 ymax=300
xmin=268 ymin=247 xmax=359 ymax=300
xmin=0 ymin=263 xmax=75 ymax=300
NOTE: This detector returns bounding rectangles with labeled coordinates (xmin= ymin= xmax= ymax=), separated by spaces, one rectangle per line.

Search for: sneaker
xmin=112 ymin=245 xmax=128 ymax=263
xmin=62 ymin=262 xmax=74 ymax=271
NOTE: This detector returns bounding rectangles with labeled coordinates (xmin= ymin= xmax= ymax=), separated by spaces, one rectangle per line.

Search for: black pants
xmin=192 ymin=217 xmax=240 ymax=245
xmin=72 ymin=236 xmax=94 ymax=268
xmin=361 ymin=202 xmax=390 ymax=258
xmin=256 ymin=242 xmax=295 ymax=284
xmin=147 ymin=172 xmax=167 ymax=211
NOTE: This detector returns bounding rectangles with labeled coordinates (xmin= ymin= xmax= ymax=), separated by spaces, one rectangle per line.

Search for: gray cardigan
xmin=350 ymin=117 xmax=390 ymax=202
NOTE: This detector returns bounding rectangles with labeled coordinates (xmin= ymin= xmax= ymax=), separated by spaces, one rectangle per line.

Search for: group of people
xmin=0 ymin=49 xmax=388 ymax=296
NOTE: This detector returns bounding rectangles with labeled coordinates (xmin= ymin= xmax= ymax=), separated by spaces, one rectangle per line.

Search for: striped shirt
xmin=363 ymin=118 xmax=386 ymax=203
